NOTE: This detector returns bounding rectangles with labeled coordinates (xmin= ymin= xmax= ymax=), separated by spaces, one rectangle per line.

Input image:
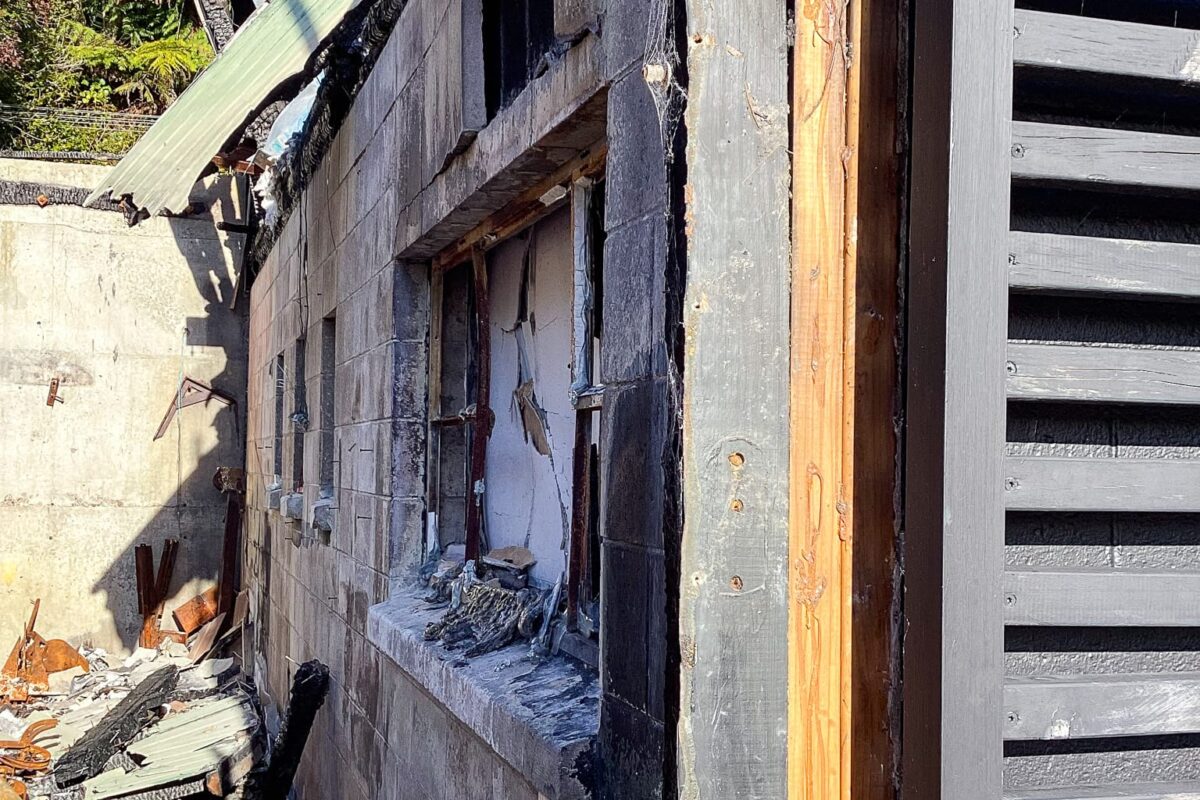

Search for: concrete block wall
xmin=243 ymin=0 xmax=551 ymax=796
xmin=0 ymin=159 xmax=246 ymax=656
xmin=594 ymin=1 xmax=682 ymax=798
xmin=245 ymin=0 xmax=684 ymax=795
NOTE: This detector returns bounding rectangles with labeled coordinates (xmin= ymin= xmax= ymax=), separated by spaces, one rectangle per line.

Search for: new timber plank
xmin=1009 ymin=231 xmax=1200 ymax=298
xmin=1004 ymin=457 xmax=1200 ymax=512
xmin=789 ymin=0 xmax=851 ymax=794
xmin=1011 ymin=121 xmax=1200 ymax=193
xmin=1004 ymin=568 xmax=1200 ymax=627
xmin=1004 ymin=672 xmax=1200 ymax=740
xmin=1007 ymin=342 xmax=1200 ymax=405
xmin=1014 ymin=9 xmax=1200 ymax=85
xmin=1005 ymin=781 xmax=1200 ymax=799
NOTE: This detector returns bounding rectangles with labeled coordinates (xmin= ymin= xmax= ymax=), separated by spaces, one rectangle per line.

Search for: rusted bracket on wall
xmin=154 ymin=377 xmax=236 ymax=440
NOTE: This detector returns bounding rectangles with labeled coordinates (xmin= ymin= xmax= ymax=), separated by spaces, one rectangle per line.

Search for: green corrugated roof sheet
xmin=85 ymin=0 xmax=364 ymax=216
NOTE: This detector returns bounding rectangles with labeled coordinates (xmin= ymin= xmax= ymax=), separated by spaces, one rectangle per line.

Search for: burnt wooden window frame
xmin=425 ymin=150 xmax=607 ymax=663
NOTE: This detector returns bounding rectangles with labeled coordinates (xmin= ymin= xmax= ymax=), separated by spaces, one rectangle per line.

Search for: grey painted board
xmin=1009 ymin=232 xmax=1200 ymax=298
xmin=1005 ymin=457 xmax=1200 ymax=512
xmin=1014 ymin=9 xmax=1200 ymax=85
xmin=1004 ymin=568 xmax=1200 ymax=626
xmin=1004 ymin=672 xmax=1200 ymax=740
xmin=1011 ymin=122 xmax=1200 ymax=193
xmin=1005 ymin=781 xmax=1200 ymax=799
xmin=1007 ymin=343 xmax=1200 ymax=405
xmin=679 ymin=0 xmax=791 ymax=796
xmin=903 ymin=0 xmax=1012 ymax=794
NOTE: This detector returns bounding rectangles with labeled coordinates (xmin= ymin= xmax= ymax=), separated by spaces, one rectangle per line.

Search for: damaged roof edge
xmin=83 ymin=0 xmax=366 ymax=217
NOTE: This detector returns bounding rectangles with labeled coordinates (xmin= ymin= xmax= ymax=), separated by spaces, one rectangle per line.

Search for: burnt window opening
xmin=427 ymin=176 xmax=606 ymax=662
xmin=481 ymin=0 xmax=557 ymax=121
xmin=273 ymin=353 xmax=285 ymax=479
xmin=319 ymin=317 xmax=337 ymax=491
xmin=314 ymin=316 xmax=337 ymax=545
xmin=291 ymin=337 xmax=307 ymax=491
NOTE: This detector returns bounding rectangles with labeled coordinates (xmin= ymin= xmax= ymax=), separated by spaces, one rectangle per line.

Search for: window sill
xmin=366 ymin=590 xmax=599 ymax=800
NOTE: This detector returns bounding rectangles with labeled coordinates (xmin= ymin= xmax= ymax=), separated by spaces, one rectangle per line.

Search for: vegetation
xmin=0 ymin=0 xmax=213 ymax=153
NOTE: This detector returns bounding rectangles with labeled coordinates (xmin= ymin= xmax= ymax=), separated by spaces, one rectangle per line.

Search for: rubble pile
xmin=0 ymin=644 xmax=262 ymax=800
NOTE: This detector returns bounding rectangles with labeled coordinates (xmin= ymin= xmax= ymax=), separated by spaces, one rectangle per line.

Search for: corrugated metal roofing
xmin=81 ymin=695 xmax=259 ymax=799
xmin=84 ymin=0 xmax=364 ymax=216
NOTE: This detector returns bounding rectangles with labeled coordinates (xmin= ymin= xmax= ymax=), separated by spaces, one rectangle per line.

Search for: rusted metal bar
xmin=464 ymin=247 xmax=492 ymax=563
xmin=134 ymin=547 xmax=154 ymax=619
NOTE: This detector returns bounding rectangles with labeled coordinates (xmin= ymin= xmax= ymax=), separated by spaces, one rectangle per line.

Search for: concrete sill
xmin=367 ymin=590 xmax=598 ymax=800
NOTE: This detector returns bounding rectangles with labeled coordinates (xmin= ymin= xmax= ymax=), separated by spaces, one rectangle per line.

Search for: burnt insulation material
xmin=244 ymin=0 xmax=407 ymax=279
xmin=0 ymin=178 xmax=124 ymax=212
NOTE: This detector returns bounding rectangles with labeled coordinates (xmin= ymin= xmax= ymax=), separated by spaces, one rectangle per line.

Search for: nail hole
xmin=730 ymin=576 xmax=743 ymax=591
xmin=730 ymin=498 xmax=744 ymax=512
xmin=728 ymin=452 xmax=745 ymax=467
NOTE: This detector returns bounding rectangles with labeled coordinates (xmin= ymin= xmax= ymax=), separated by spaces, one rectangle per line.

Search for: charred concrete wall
xmin=0 ymin=158 xmax=247 ymax=656
xmin=244 ymin=0 xmax=682 ymax=796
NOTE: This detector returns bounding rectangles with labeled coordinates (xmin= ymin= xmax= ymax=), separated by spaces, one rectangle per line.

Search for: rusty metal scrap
xmin=0 ymin=718 xmax=57 ymax=799
xmin=2 ymin=602 xmax=88 ymax=698
xmin=0 ymin=720 xmax=57 ymax=775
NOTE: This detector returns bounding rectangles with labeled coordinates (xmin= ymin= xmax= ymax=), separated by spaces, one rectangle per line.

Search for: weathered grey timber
xmin=1007 ymin=343 xmax=1200 ymax=404
xmin=1004 ymin=457 xmax=1200 ymax=512
xmin=1013 ymin=9 xmax=1200 ymax=85
xmin=679 ymin=0 xmax=791 ymax=796
xmin=1004 ymin=672 xmax=1200 ymax=740
xmin=1012 ymin=122 xmax=1200 ymax=192
xmin=1004 ymin=568 xmax=1200 ymax=626
xmin=903 ymin=0 xmax=1013 ymax=795
xmin=1004 ymin=782 xmax=1200 ymax=799
xmin=1009 ymin=232 xmax=1200 ymax=298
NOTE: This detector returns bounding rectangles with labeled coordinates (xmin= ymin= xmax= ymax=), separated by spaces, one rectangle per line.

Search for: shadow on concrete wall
xmin=88 ymin=194 xmax=248 ymax=653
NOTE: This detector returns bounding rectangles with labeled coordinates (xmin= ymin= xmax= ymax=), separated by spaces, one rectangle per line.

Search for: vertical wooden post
xmin=465 ymin=246 xmax=491 ymax=561
xmin=846 ymin=0 xmax=904 ymax=795
xmin=902 ymin=0 xmax=1013 ymax=795
xmin=679 ymin=0 xmax=793 ymax=796
xmin=789 ymin=1 xmax=850 ymax=798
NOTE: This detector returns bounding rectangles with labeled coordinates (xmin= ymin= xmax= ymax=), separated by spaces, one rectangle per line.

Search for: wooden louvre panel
xmin=1003 ymin=2 xmax=1200 ymax=797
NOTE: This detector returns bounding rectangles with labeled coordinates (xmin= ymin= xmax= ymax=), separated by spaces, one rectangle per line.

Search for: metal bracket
xmin=154 ymin=376 xmax=236 ymax=440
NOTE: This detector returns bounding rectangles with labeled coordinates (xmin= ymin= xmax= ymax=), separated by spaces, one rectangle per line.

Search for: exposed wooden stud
xmin=789 ymin=0 xmax=850 ymax=796
xmin=1014 ymin=9 xmax=1200 ymax=85
xmin=1005 ymin=568 xmax=1200 ymax=627
xmin=567 ymin=409 xmax=592 ymax=626
xmin=1004 ymin=673 xmax=1200 ymax=740
xmin=903 ymin=0 xmax=1013 ymax=794
xmin=1012 ymin=121 xmax=1200 ymax=192
xmin=1004 ymin=457 xmax=1200 ymax=512
xmin=1009 ymin=231 xmax=1200 ymax=298
xmin=1007 ymin=342 xmax=1200 ymax=405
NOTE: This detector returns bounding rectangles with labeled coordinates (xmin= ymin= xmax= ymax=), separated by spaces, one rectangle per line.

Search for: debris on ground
xmin=423 ymin=551 xmax=550 ymax=658
xmin=0 ymin=593 xmax=268 ymax=800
